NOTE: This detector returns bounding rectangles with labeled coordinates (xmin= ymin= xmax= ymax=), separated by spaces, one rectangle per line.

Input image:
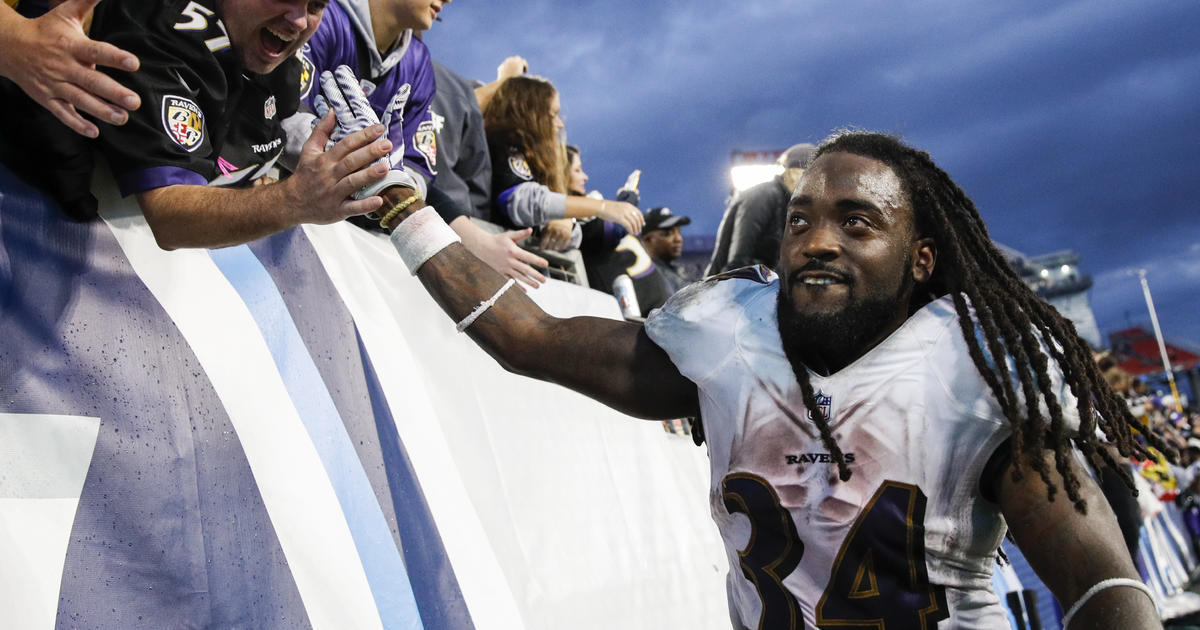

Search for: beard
xmin=776 ymin=254 xmax=913 ymax=375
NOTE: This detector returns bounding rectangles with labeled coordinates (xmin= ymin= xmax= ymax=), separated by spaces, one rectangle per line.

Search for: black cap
xmin=778 ymin=143 xmax=817 ymax=169
xmin=643 ymin=206 xmax=691 ymax=232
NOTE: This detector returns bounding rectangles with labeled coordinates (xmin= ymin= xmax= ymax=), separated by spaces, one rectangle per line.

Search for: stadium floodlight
xmin=730 ymin=164 xmax=783 ymax=192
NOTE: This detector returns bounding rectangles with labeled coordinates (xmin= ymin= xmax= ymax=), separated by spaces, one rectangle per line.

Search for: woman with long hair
xmin=484 ymin=75 xmax=643 ymax=251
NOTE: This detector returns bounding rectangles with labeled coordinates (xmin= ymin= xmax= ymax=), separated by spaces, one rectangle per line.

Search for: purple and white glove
xmin=315 ymin=65 xmax=422 ymax=200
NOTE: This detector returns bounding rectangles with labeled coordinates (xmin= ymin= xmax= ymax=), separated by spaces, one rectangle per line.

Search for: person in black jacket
xmin=706 ymin=142 xmax=815 ymax=275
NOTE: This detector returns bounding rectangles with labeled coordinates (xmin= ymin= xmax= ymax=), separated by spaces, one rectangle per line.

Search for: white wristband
xmin=1060 ymin=578 xmax=1154 ymax=629
xmin=456 ymin=279 xmax=515 ymax=333
xmin=389 ymin=206 xmax=461 ymax=274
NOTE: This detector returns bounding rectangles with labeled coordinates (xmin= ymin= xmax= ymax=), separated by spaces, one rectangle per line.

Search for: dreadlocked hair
xmin=792 ymin=130 xmax=1171 ymax=512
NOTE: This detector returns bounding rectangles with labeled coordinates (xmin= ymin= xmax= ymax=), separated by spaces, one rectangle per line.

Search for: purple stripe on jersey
xmin=602 ymin=221 xmax=628 ymax=250
xmin=116 ymin=165 xmax=207 ymax=196
xmin=496 ymin=184 xmax=518 ymax=221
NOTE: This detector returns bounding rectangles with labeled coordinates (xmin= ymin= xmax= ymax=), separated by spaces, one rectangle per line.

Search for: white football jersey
xmin=645 ymin=270 xmax=1077 ymax=629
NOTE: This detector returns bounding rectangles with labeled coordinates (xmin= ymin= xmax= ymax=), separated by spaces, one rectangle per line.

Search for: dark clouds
xmin=427 ymin=0 xmax=1200 ymax=346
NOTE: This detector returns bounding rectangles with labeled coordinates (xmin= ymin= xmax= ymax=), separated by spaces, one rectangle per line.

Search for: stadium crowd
xmin=3 ymin=1 xmax=1199 ymax=628
xmin=0 ymin=0 xmax=695 ymax=312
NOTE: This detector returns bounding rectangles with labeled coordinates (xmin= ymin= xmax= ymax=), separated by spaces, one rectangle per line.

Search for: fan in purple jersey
xmin=284 ymin=0 xmax=550 ymax=287
xmin=382 ymin=129 xmax=1166 ymax=629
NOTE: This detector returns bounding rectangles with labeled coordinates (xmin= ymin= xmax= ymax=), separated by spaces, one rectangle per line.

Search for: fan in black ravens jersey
xmin=383 ymin=130 xmax=1164 ymax=628
xmin=85 ymin=0 xmax=393 ymax=249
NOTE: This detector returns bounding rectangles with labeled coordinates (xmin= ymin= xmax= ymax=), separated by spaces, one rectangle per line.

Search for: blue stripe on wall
xmin=246 ymin=230 xmax=474 ymax=629
xmin=209 ymin=245 xmax=423 ymax=630
xmin=354 ymin=329 xmax=476 ymax=629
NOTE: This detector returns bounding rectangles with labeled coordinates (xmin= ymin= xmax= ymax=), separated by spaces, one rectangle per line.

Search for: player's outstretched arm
xmin=998 ymin=451 xmax=1161 ymax=629
xmin=391 ymin=195 xmax=699 ymax=420
xmin=136 ymin=115 xmax=391 ymax=250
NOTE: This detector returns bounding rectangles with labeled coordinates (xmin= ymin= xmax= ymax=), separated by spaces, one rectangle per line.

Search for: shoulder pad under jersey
xmin=707 ymin=264 xmax=777 ymax=284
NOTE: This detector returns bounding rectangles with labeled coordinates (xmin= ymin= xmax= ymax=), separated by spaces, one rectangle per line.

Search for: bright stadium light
xmin=730 ymin=164 xmax=783 ymax=192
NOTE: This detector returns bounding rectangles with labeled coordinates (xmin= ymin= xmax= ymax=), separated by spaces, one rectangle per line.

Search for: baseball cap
xmin=643 ymin=206 xmax=691 ymax=232
xmin=778 ymin=143 xmax=817 ymax=170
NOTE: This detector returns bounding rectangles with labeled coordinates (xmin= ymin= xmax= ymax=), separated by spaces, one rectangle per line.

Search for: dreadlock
xmin=790 ymin=130 xmax=1170 ymax=512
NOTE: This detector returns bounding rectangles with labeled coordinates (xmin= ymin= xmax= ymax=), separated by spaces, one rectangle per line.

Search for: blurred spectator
xmin=639 ymin=206 xmax=691 ymax=296
xmin=79 ymin=0 xmax=388 ymax=249
xmin=0 ymin=0 xmax=140 ymax=138
xmin=426 ymin=55 xmax=548 ymax=287
xmin=430 ymin=58 xmax=493 ymax=220
xmin=571 ymin=145 xmax=637 ymax=286
xmin=474 ymin=55 xmax=527 ymax=113
xmin=484 ymin=75 xmax=642 ymax=252
xmin=564 ymin=143 xmax=590 ymax=196
xmin=706 ymin=142 xmax=815 ymax=275
xmin=286 ymin=0 xmax=439 ymax=199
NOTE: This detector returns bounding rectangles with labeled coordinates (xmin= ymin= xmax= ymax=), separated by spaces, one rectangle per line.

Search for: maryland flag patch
xmin=415 ymin=120 xmax=437 ymax=170
xmin=297 ymin=45 xmax=316 ymax=99
xmin=162 ymin=95 xmax=205 ymax=152
xmin=508 ymin=151 xmax=533 ymax=180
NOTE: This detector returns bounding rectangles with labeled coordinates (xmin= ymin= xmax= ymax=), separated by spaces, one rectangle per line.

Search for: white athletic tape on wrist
xmin=456 ymin=279 xmax=516 ymax=333
xmin=1060 ymin=578 xmax=1154 ymax=629
xmin=389 ymin=206 xmax=460 ymax=274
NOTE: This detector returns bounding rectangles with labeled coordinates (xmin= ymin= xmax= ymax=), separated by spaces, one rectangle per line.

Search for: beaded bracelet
xmin=379 ymin=193 xmax=422 ymax=230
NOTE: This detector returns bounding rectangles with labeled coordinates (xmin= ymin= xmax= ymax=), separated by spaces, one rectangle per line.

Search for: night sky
xmin=427 ymin=1 xmax=1200 ymax=349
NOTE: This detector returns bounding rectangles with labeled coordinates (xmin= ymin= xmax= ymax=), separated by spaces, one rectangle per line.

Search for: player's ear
xmin=911 ymin=236 xmax=936 ymax=283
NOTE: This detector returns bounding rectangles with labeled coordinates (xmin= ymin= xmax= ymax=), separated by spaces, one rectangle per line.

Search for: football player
xmin=378 ymin=129 xmax=1164 ymax=628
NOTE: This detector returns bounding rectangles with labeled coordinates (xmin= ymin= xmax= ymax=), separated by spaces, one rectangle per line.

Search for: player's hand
xmin=458 ymin=224 xmax=547 ymax=288
xmin=286 ymin=112 xmax=391 ymax=223
xmin=496 ymin=55 xmax=528 ymax=81
xmin=597 ymin=200 xmax=644 ymax=235
xmin=0 ymin=0 xmax=140 ymax=138
xmin=539 ymin=218 xmax=574 ymax=251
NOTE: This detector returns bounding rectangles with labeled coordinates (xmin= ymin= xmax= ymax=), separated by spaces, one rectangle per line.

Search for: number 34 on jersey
xmin=722 ymin=474 xmax=950 ymax=629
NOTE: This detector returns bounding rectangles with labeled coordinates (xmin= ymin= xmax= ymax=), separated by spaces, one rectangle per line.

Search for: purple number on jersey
xmin=722 ymin=476 xmax=950 ymax=629
xmin=816 ymin=481 xmax=950 ymax=629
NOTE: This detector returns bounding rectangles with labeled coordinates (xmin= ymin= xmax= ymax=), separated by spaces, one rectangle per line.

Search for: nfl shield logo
xmin=808 ymin=391 xmax=832 ymax=421
xmin=161 ymin=95 xmax=205 ymax=152
xmin=264 ymin=96 xmax=276 ymax=119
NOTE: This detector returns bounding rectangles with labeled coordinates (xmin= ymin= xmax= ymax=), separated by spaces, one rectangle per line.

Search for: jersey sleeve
xmin=488 ymin=142 xmax=565 ymax=226
xmin=90 ymin=0 xmax=229 ymax=195
xmin=644 ymin=271 xmax=776 ymax=387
